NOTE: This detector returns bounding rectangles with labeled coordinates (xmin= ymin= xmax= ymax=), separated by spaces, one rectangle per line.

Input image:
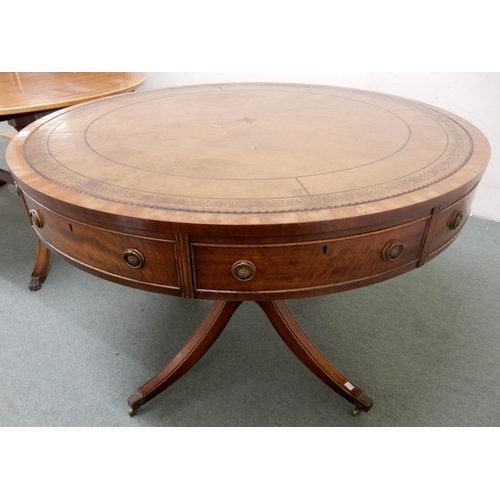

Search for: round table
xmin=0 ymin=72 xmax=145 ymax=288
xmin=0 ymin=72 xmax=146 ymax=131
xmin=7 ymin=83 xmax=491 ymax=416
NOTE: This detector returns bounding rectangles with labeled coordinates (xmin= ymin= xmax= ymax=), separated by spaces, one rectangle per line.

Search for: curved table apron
xmin=7 ymin=83 xmax=491 ymax=416
xmin=0 ymin=72 xmax=146 ymax=289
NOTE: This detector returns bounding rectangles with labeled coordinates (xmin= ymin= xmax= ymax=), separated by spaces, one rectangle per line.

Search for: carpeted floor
xmin=1 ymin=130 xmax=499 ymax=427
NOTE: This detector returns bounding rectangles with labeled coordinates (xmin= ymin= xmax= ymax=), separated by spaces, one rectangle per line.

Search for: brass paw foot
xmin=29 ymin=277 xmax=42 ymax=291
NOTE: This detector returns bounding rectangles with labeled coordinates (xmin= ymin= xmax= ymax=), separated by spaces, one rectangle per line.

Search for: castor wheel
xmin=128 ymin=408 xmax=138 ymax=417
xmin=352 ymin=407 xmax=361 ymax=417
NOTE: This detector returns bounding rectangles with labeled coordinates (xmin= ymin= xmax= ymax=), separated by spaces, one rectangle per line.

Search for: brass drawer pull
xmin=29 ymin=209 xmax=44 ymax=228
xmin=231 ymin=260 xmax=256 ymax=281
xmin=382 ymin=240 xmax=404 ymax=261
xmin=448 ymin=210 xmax=463 ymax=230
xmin=123 ymin=248 xmax=145 ymax=269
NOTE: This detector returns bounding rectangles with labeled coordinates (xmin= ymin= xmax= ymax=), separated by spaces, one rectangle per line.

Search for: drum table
xmin=7 ymin=83 xmax=490 ymax=417
xmin=1 ymin=72 xmax=146 ymax=290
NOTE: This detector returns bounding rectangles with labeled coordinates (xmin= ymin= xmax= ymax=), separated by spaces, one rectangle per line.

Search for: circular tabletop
xmin=0 ymin=72 xmax=146 ymax=116
xmin=7 ymin=83 xmax=490 ymax=231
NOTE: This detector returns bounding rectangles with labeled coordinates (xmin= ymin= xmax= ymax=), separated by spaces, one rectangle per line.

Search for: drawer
xmin=428 ymin=186 xmax=478 ymax=258
xmin=23 ymin=197 xmax=180 ymax=292
xmin=191 ymin=217 xmax=429 ymax=297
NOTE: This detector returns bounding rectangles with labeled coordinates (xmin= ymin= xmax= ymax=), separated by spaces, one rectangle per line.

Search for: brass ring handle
xmin=448 ymin=210 xmax=463 ymax=230
xmin=123 ymin=248 xmax=145 ymax=269
xmin=29 ymin=209 xmax=44 ymax=228
xmin=231 ymin=260 xmax=256 ymax=281
xmin=382 ymin=240 xmax=404 ymax=261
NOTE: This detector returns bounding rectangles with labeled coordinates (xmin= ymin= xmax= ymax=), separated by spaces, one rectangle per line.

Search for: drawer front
xmin=23 ymin=198 xmax=180 ymax=291
xmin=428 ymin=186 xmax=477 ymax=258
xmin=192 ymin=217 xmax=429 ymax=296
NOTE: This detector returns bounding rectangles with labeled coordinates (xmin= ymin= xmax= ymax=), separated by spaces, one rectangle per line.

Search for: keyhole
xmin=323 ymin=245 xmax=328 ymax=254
xmin=68 ymin=224 xmax=73 ymax=232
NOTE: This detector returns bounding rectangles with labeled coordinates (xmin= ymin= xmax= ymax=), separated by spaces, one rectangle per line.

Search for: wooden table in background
xmin=0 ymin=72 xmax=145 ymax=289
xmin=7 ymin=83 xmax=490 ymax=416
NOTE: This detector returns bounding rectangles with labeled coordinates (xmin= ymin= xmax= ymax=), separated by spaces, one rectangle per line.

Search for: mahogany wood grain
xmin=26 ymin=239 xmax=51 ymax=291
xmin=6 ymin=83 xmax=491 ymax=416
xmin=257 ymin=300 xmax=373 ymax=412
xmin=127 ymin=300 xmax=242 ymax=415
xmin=1 ymin=72 xmax=145 ymax=287
xmin=0 ymin=72 xmax=145 ymax=117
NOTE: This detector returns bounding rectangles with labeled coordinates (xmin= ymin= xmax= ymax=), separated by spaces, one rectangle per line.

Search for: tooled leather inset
xmin=23 ymin=86 xmax=474 ymax=214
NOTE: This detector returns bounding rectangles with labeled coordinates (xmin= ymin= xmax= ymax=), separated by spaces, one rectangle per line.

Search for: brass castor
xmin=352 ymin=407 xmax=361 ymax=417
xmin=128 ymin=408 xmax=138 ymax=417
